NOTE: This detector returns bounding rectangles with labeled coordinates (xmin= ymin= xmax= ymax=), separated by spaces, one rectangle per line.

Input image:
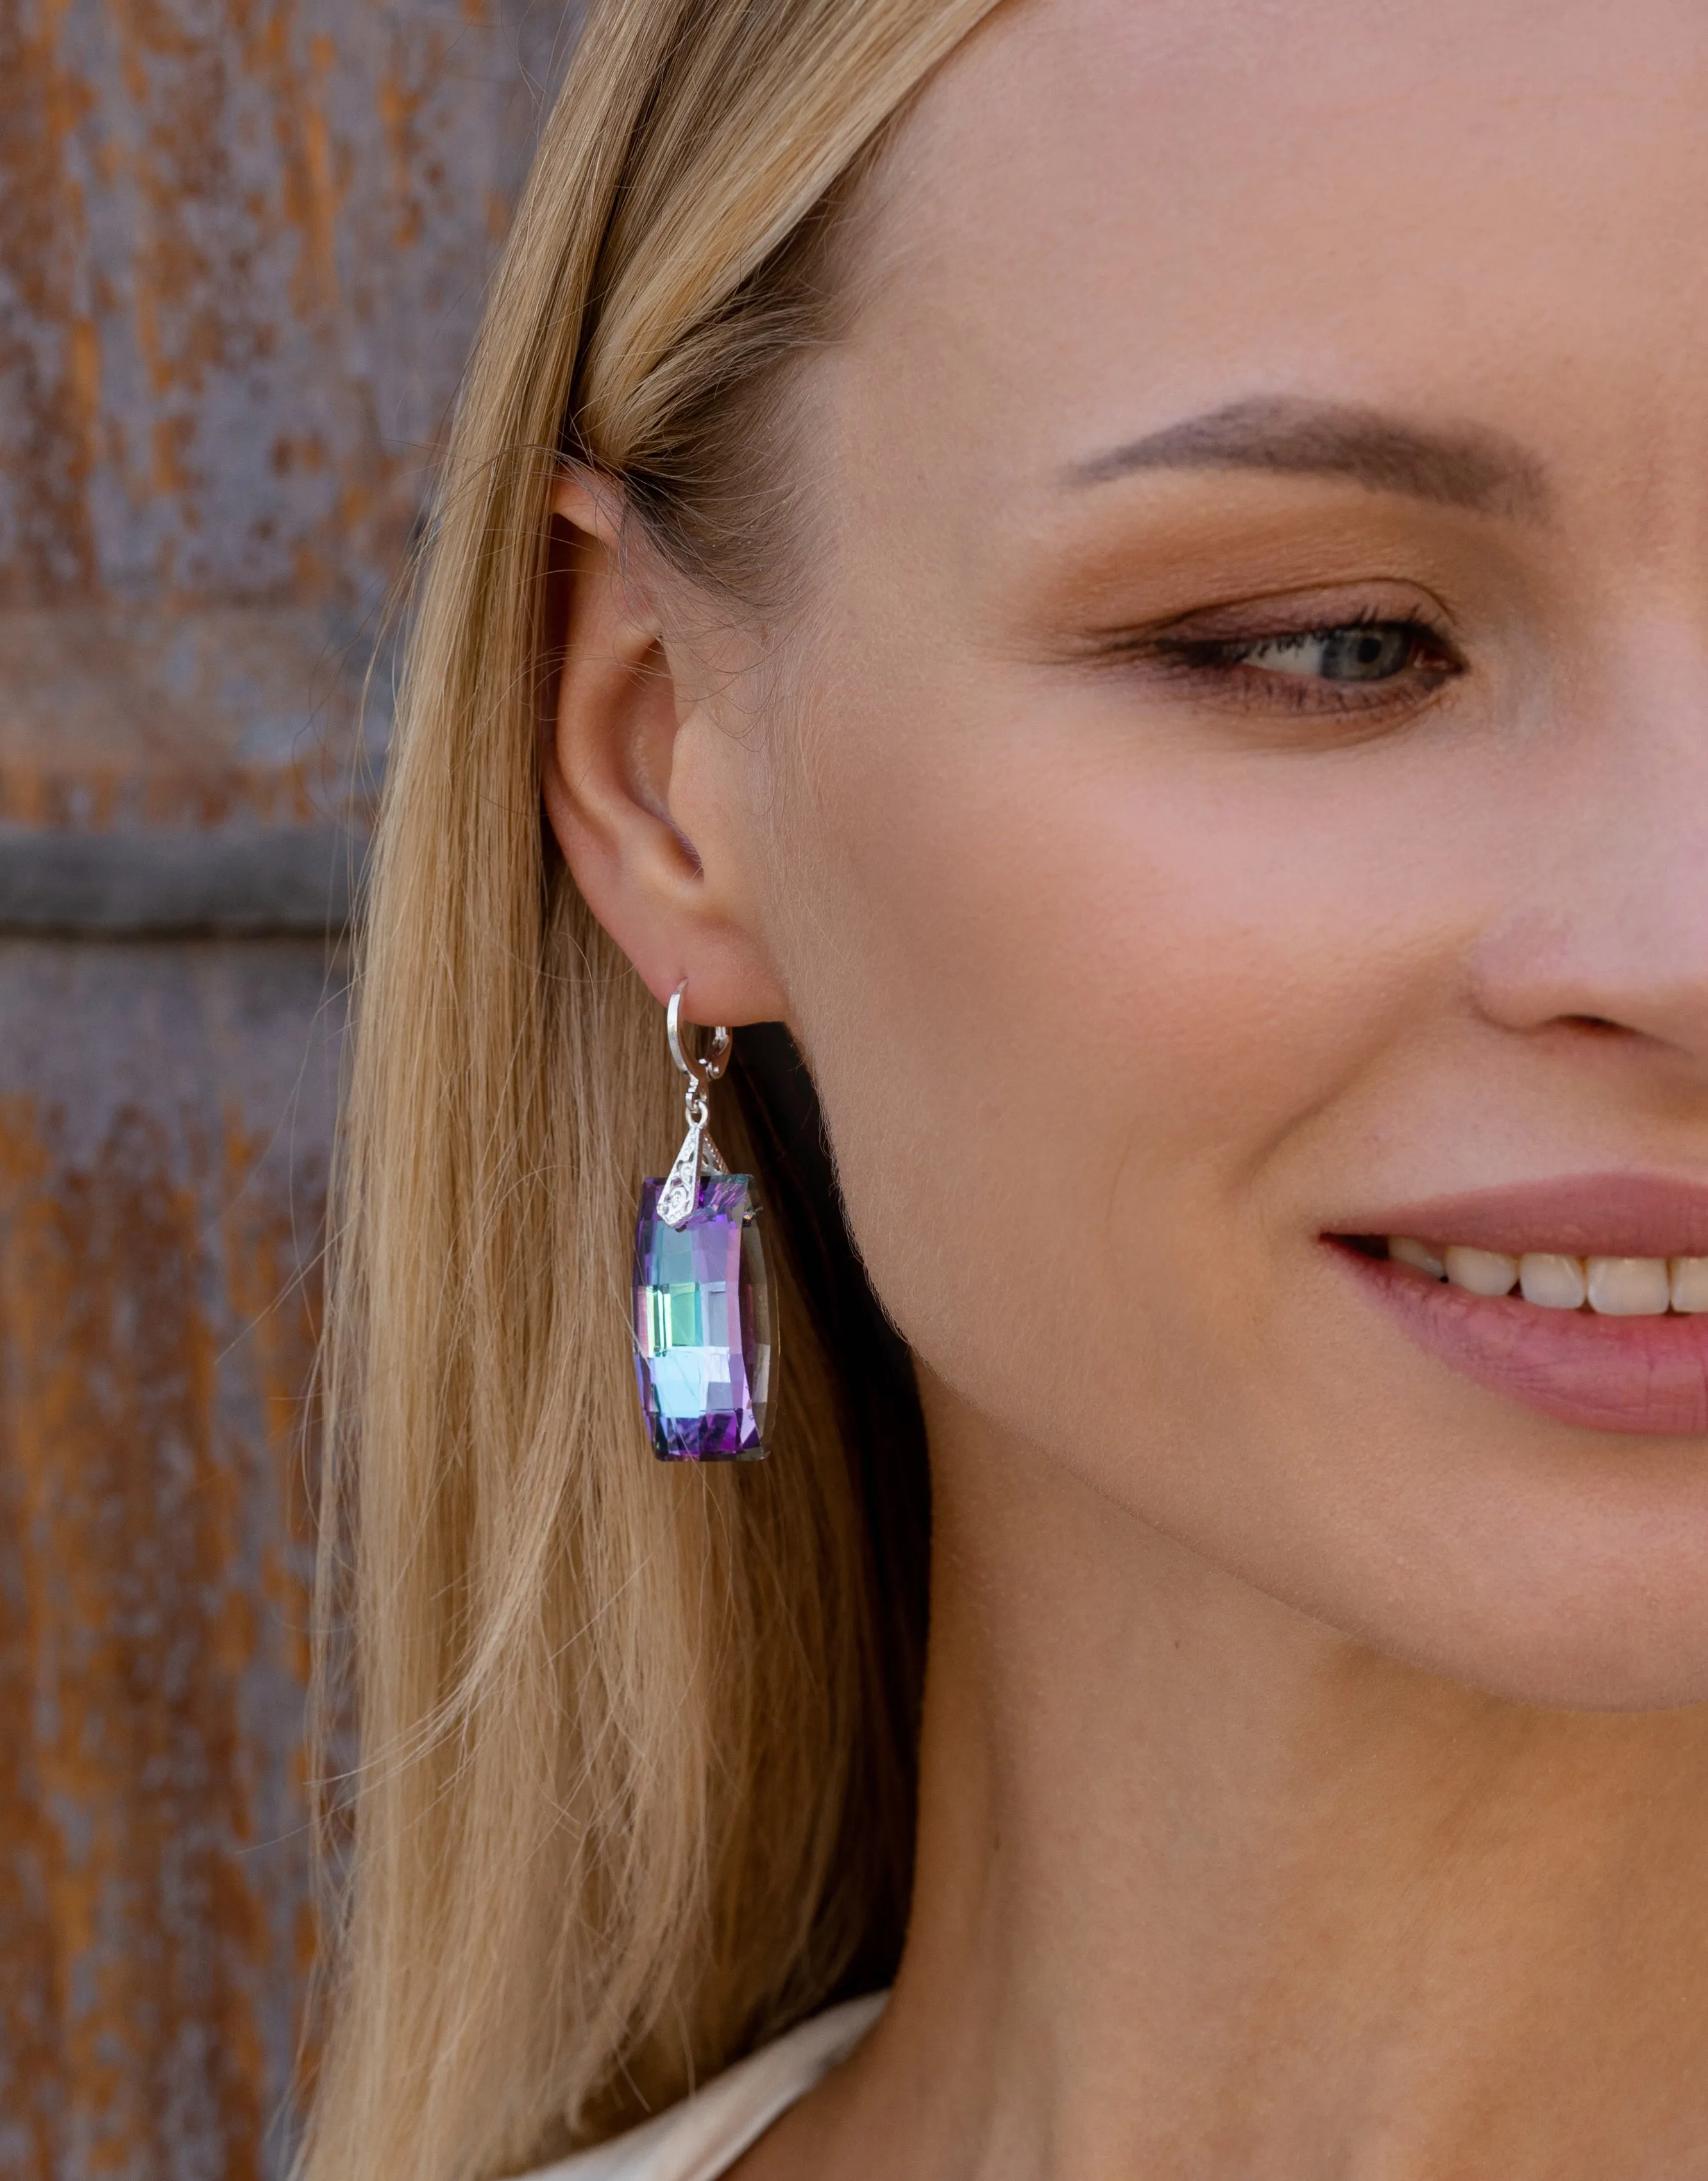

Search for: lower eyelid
xmin=1138 ymin=648 xmax=1461 ymax=718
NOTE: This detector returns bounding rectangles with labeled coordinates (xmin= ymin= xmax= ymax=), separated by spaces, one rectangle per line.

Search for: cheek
xmin=770 ymin=679 xmax=1708 ymax=1708
xmin=777 ymin=679 xmax=1446 ymax=1455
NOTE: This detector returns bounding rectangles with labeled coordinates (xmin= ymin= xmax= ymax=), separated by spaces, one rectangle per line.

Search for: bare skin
xmin=542 ymin=0 xmax=1708 ymax=2170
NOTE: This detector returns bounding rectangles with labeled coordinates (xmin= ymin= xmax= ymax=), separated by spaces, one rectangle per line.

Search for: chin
xmin=1392 ymin=1627 xmax=1708 ymax=1715
xmin=1205 ymin=1250 xmax=1708 ymax=1713
xmin=1321 ymin=1513 xmax=1708 ymax=1714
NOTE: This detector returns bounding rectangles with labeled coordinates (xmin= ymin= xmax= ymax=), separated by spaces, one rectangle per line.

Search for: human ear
xmin=540 ymin=472 xmax=790 ymax=1025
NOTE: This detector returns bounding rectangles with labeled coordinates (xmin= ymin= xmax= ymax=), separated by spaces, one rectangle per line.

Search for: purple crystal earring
xmin=630 ymin=985 xmax=774 ymax=1461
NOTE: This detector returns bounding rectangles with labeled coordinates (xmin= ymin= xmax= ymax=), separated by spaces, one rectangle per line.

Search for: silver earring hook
xmin=666 ymin=982 xmax=731 ymax=1096
xmin=657 ymin=983 xmax=732 ymax=1228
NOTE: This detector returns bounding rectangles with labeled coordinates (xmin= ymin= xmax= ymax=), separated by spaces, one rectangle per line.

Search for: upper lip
xmin=1330 ymin=1172 xmax=1708 ymax=1259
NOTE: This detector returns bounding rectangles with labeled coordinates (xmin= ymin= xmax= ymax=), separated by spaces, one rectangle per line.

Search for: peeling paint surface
xmin=1 ymin=0 xmax=576 ymax=929
xmin=0 ymin=4 xmax=576 ymax=2171
xmin=1 ymin=0 xmax=570 ymax=609
xmin=0 ymin=941 xmax=344 ymax=2180
xmin=0 ymin=606 xmax=375 ymax=829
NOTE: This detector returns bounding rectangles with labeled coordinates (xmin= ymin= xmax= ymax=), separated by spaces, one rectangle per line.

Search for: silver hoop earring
xmin=630 ymin=983 xmax=773 ymax=1461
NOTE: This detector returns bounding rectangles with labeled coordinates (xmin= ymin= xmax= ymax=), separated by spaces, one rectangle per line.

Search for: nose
xmin=1467 ymin=621 xmax=1708 ymax=1074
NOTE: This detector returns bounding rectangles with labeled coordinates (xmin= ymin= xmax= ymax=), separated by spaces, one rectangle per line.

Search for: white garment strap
xmin=532 ymin=1992 xmax=889 ymax=2181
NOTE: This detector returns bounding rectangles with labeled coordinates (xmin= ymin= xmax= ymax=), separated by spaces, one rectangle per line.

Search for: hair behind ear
xmin=300 ymin=4 xmax=1000 ymax=2175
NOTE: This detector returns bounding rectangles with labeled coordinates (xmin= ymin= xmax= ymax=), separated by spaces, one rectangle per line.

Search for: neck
xmin=749 ymin=1389 xmax=1708 ymax=2181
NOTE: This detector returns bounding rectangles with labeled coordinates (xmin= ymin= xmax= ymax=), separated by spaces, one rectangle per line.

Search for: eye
xmin=1232 ymin=622 xmax=1430 ymax=683
xmin=1144 ymin=611 xmax=1462 ymax=716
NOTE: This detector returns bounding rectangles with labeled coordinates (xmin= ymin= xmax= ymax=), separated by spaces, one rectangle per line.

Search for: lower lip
xmin=1331 ymin=1244 xmax=1708 ymax=1437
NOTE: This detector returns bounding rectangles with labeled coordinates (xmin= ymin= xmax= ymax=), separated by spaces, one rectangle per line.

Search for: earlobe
xmin=539 ymin=473 xmax=790 ymax=1024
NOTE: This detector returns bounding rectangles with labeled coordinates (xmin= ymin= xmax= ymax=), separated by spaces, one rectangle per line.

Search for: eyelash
xmin=1139 ymin=607 xmax=1463 ymax=715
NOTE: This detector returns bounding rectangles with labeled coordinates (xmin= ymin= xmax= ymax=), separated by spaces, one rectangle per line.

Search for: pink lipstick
xmin=1328 ymin=1174 xmax=1708 ymax=1437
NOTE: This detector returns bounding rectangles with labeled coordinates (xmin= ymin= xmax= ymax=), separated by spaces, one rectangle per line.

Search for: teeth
xmin=1586 ymin=1255 xmax=1671 ymax=1316
xmin=1387 ymin=1238 xmax=1698 ymax=1316
xmin=1442 ymin=1244 xmax=1519 ymax=1297
xmin=1519 ymin=1252 xmax=1587 ymax=1310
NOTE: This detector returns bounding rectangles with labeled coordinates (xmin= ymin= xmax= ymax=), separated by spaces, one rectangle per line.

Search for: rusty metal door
xmin=0 ymin=8 xmax=570 ymax=2173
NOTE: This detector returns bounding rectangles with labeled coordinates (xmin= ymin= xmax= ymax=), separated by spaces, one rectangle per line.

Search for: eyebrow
xmin=1066 ymin=396 xmax=1549 ymax=519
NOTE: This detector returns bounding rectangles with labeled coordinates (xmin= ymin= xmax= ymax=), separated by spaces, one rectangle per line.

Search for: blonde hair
xmin=302 ymin=4 xmax=1004 ymax=2177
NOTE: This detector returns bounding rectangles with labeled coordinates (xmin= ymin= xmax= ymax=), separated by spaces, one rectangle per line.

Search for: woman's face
xmin=663 ymin=0 xmax=1708 ymax=1706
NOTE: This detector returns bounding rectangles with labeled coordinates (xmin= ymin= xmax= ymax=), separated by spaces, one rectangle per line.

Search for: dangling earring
xmin=630 ymin=983 xmax=774 ymax=1461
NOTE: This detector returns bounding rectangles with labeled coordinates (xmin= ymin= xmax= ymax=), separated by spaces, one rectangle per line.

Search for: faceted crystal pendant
xmin=632 ymin=1173 xmax=774 ymax=1459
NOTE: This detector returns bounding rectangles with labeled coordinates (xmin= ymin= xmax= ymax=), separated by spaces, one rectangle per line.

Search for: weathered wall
xmin=0 ymin=940 xmax=339 ymax=2181
xmin=0 ymin=4 xmax=573 ymax=2172
xmin=1 ymin=0 xmax=564 ymax=607
xmin=0 ymin=0 xmax=575 ymax=929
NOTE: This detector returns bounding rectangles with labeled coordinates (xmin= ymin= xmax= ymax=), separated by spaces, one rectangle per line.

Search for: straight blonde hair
xmin=301 ymin=4 xmax=1006 ymax=2177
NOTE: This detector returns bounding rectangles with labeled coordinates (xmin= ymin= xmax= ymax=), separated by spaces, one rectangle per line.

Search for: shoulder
xmin=527 ymin=1993 xmax=888 ymax=2181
